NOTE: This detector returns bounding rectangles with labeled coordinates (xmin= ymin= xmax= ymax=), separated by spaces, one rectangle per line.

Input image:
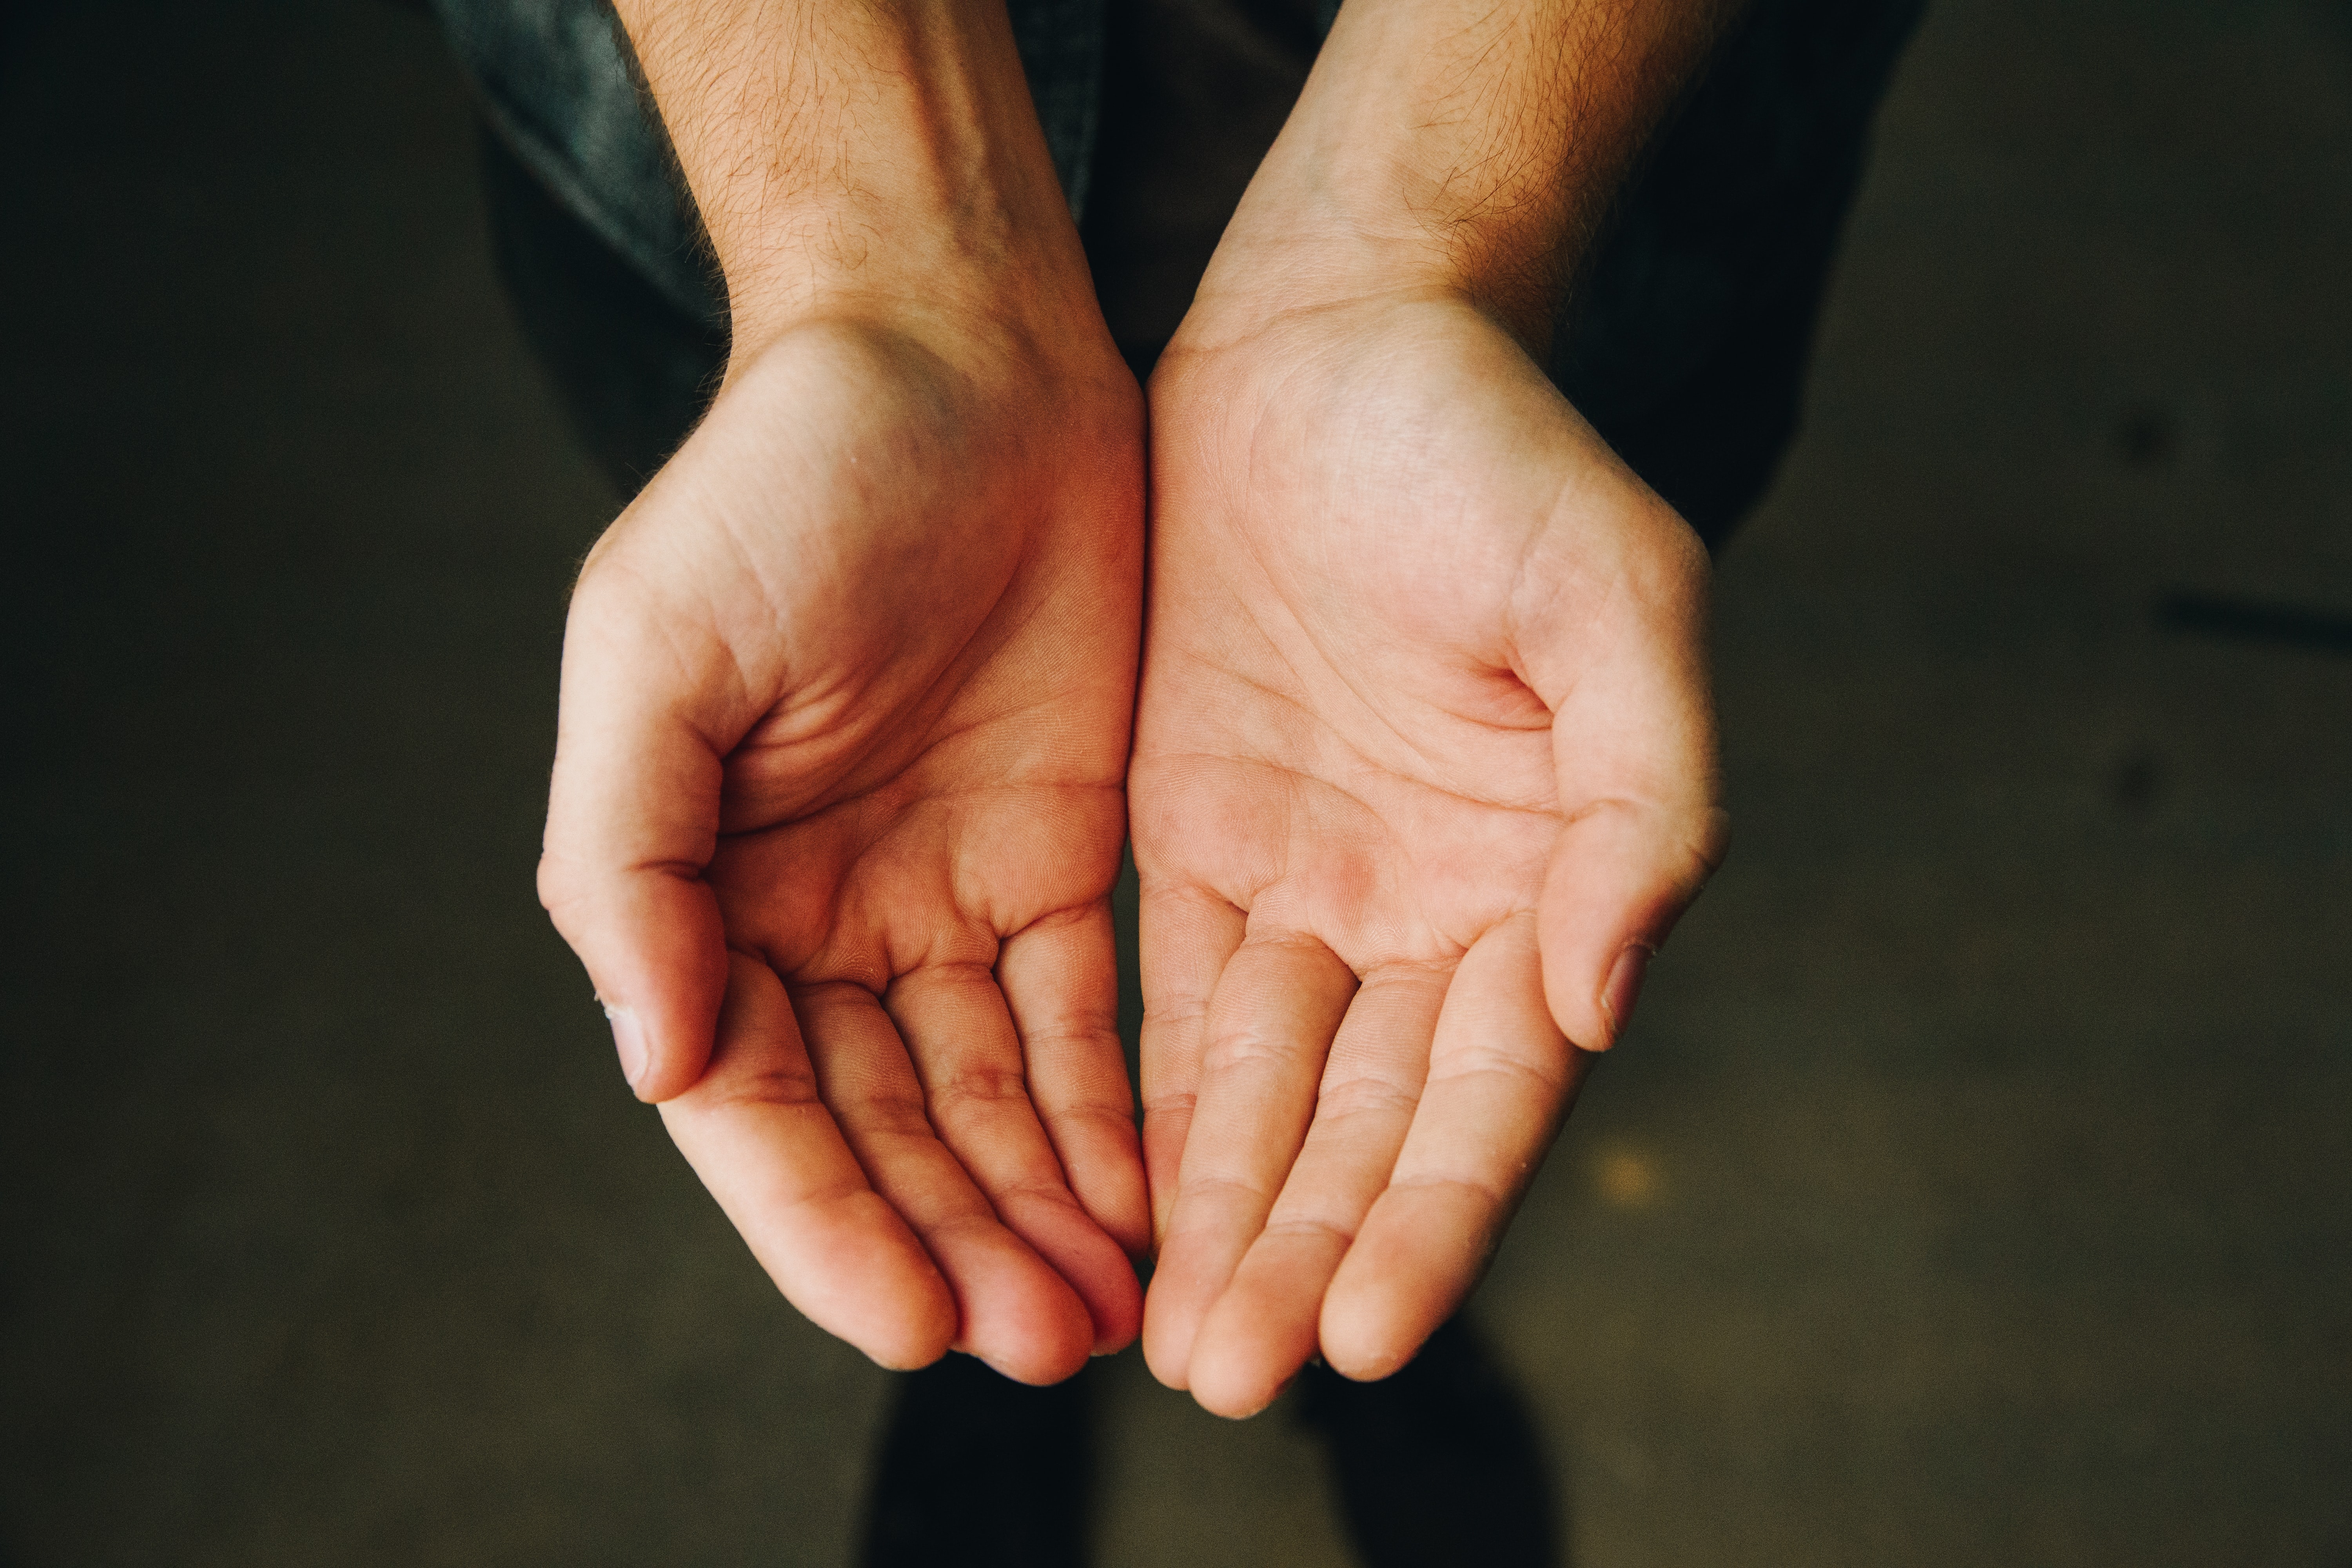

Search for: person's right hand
xmin=540 ymin=310 xmax=1147 ymax=1386
xmin=537 ymin=0 xmax=1147 ymax=1386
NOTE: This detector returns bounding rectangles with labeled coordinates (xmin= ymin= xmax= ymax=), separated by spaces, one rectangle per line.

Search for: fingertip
xmin=978 ymin=1182 xmax=1144 ymax=1358
xmin=1316 ymin=1291 xmax=1426 ymax=1386
xmin=1055 ymin=1121 xmax=1154 ymax=1261
xmin=1076 ymin=1155 xmax=1154 ymax=1261
xmin=975 ymin=1221 xmax=1138 ymax=1365
xmin=1107 ymin=1207 xmax=1154 ymax=1261
xmin=657 ymin=960 xmax=960 ymax=1369
xmin=1193 ymin=1378 xmax=1285 ymax=1421
xmin=1141 ymin=1105 xmax=1192 ymax=1245
xmin=855 ymin=1284 xmax=960 ymax=1372
xmin=621 ymin=1012 xmax=717 ymax=1103
xmin=1537 ymin=845 xmax=1695 ymax=1051
xmin=971 ymin=1322 xmax=1094 ymax=1387
xmin=1535 ymin=889 xmax=1630 ymax=1054
xmin=632 ymin=1042 xmax=714 ymax=1104
xmin=950 ymin=1244 xmax=1096 ymax=1387
xmin=736 ymin=1187 xmax=961 ymax=1372
xmin=1140 ymin=1296 xmax=1194 ymax=1390
xmin=1596 ymin=941 xmax=1655 ymax=1049
xmin=1539 ymin=953 xmax=1616 ymax=1054
xmin=1316 ymin=1205 xmax=1465 ymax=1384
xmin=548 ymin=866 xmax=730 ymax=1100
xmin=817 ymin=1203 xmax=961 ymax=1357
xmin=1063 ymin=1225 xmax=1143 ymax=1358
xmin=603 ymin=1002 xmax=655 ymax=1095
xmin=1087 ymin=1265 xmax=1144 ymax=1357
xmin=1184 ymin=1334 xmax=1296 ymax=1421
xmin=634 ymin=926 xmax=734 ymax=1100
xmin=1184 ymin=1233 xmax=1335 ymax=1418
xmin=1534 ymin=762 xmax=1729 ymax=1045
xmin=1140 ymin=1182 xmax=1292 ymax=1394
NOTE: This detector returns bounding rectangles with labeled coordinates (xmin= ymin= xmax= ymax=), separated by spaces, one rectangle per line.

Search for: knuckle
xmin=1040 ymin=1096 xmax=1139 ymax=1136
xmin=1179 ymin=1172 xmax=1274 ymax=1209
xmin=1428 ymin=1050 xmax=1567 ymax=1102
xmin=1141 ymin=1088 xmax=1198 ymax=1120
xmin=1312 ymin=1073 xmax=1421 ymax=1125
xmin=988 ymin=1176 xmax=1083 ymax=1215
xmin=850 ymin=1089 xmax=936 ymax=1139
xmin=1021 ymin=1021 xmax=1123 ymax=1059
xmin=1389 ymin=1169 xmax=1513 ymax=1212
xmin=1200 ymin=1024 xmax=1299 ymax=1077
xmin=699 ymin=1062 xmax=822 ymax=1113
xmin=1261 ymin=1212 xmax=1357 ymax=1249
xmin=924 ymin=1066 xmax=1033 ymax=1118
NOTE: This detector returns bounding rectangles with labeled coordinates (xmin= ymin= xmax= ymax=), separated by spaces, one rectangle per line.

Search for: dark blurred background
xmin=2 ymin=1 xmax=2348 ymax=1564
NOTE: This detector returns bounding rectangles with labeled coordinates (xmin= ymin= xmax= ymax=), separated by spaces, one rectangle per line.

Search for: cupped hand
xmin=539 ymin=313 xmax=1147 ymax=1385
xmin=1131 ymin=290 xmax=1728 ymax=1415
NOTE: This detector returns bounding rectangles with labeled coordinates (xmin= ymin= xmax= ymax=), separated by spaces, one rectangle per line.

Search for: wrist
xmin=719 ymin=216 xmax=1105 ymax=386
xmin=705 ymin=101 xmax=1095 ymax=366
xmin=1181 ymin=216 xmax=1514 ymax=356
xmin=1185 ymin=0 xmax=1734 ymax=354
xmin=615 ymin=0 xmax=1100 ymax=368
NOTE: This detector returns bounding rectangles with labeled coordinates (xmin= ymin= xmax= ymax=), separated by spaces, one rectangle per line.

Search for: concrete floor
xmin=2 ymin=1 xmax=2347 ymax=1564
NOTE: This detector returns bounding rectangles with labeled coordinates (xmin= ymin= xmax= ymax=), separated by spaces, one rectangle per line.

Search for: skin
xmin=538 ymin=0 xmax=1148 ymax=1385
xmin=538 ymin=0 xmax=1735 ymax=1406
xmin=1132 ymin=0 xmax=1737 ymax=1416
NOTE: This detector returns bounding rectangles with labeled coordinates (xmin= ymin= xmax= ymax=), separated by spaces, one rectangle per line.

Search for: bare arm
xmin=1205 ymin=0 xmax=1740 ymax=352
xmin=610 ymin=0 xmax=1094 ymax=368
xmin=1134 ymin=0 xmax=1739 ymax=1412
xmin=541 ymin=0 xmax=1146 ymax=1382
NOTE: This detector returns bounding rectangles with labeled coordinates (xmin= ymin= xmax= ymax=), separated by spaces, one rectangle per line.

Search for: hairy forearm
xmin=610 ymin=0 xmax=1092 ymax=354
xmin=1202 ymin=0 xmax=1744 ymax=348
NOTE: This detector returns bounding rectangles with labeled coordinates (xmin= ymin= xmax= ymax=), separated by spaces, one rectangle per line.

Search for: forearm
xmin=1200 ymin=0 xmax=1744 ymax=348
xmin=610 ymin=0 xmax=1095 ymax=357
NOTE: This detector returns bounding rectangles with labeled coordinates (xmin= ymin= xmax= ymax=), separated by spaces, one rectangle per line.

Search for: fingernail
xmin=603 ymin=1001 xmax=648 ymax=1090
xmin=1599 ymin=944 xmax=1655 ymax=1046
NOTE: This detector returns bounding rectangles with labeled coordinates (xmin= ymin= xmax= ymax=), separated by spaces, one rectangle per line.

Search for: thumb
xmin=537 ymin=567 xmax=739 ymax=1102
xmin=1537 ymin=794 xmax=1727 ymax=1050
xmin=1519 ymin=499 xmax=1727 ymax=1050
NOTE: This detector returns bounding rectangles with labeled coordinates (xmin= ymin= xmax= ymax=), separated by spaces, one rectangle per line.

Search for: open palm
xmin=540 ymin=318 xmax=1147 ymax=1385
xmin=1132 ymin=292 xmax=1728 ymax=1415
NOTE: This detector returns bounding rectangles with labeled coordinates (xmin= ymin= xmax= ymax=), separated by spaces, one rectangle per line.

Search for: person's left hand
xmin=1130 ymin=287 xmax=1728 ymax=1416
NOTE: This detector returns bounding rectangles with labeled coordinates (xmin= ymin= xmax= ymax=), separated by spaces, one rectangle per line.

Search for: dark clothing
xmin=442 ymin=0 xmax=1924 ymax=539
